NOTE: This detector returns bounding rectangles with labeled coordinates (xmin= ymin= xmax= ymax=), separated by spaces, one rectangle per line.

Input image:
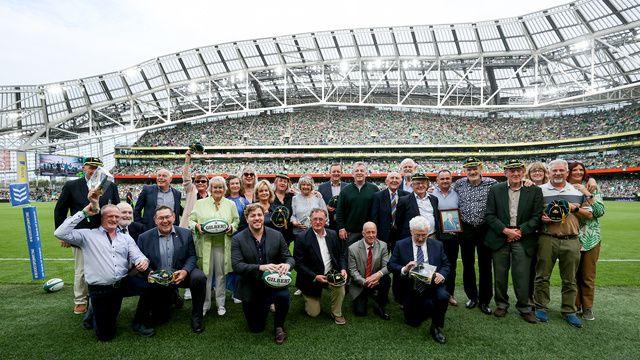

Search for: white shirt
xmin=331 ymin=183 xmax=342 ymax=197
xmin=415 ymin=193 xmax=436 ymax=235
xmin=314 ymin=230 xmax=333 ymax=274
xmin=402 ymin=240 xmax=428 ymax=275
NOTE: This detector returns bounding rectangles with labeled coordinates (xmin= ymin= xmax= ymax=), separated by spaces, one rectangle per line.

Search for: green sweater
xmin=335 ymin=182 xmax=379 ymax=232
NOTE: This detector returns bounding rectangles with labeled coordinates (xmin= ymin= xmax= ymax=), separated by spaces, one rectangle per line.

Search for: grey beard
xmin=119 ymin=220 xmax=132 ymax=227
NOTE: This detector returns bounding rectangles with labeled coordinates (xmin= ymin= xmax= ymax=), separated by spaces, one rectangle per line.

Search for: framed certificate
xmin=440 ymin=209 xmax=462 ymax=233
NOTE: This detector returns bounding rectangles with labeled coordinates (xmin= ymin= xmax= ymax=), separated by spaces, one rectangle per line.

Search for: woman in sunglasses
xmin=240 ymin=166 xmax=258 ymax=203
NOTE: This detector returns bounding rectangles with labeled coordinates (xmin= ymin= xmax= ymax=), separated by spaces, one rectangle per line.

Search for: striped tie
xmin=415 ymin=245 xmax=426 ymax=294
xmin=390 ymin=192 xmax=398 ymax=225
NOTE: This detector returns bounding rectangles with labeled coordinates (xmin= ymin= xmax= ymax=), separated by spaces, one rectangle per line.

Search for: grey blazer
xmin=347 ymin=238 xmax=389 ymax=299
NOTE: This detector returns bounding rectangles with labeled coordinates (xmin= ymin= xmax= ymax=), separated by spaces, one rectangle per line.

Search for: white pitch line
xmin=0 ymin=258 xmax=639 ymax=262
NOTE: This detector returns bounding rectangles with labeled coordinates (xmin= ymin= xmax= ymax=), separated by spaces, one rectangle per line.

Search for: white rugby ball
xmin=262 ymin=271 xmax=292 ymax=288
xmin=43 ymin=278 xmax=64 ymax=293
xmin=202 ymin=219 xmax=230 ymax=234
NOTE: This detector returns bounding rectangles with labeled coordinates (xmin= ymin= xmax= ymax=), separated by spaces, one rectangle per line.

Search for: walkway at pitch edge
xmin=1 ymin=258 xmax=640 ymax=262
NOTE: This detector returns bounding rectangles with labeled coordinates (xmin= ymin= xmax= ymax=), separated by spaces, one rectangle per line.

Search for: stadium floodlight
xmin=123 ymin=67 xmax=141 ymax=80
xmin=374 ymin=59 xmax=383 ymax=69
xmin=275 ymin=66 xmax=285 ymax=76
xmin=339 ymin=61 xmax=350 ymax=73
xmin=402 ymin=61 xmax=410 ymax=69
xmin=411 ymin=59 xmax=419 ymax=68
xmin=187 ymin=81 xmax=200 ymax=94
xmin=46 ymin=84 xmax=64 ymax=96
xmin=236 ymin=72 xmax=245 ymax=82
xmin=571 ymin=40 xmax=590 ymax=52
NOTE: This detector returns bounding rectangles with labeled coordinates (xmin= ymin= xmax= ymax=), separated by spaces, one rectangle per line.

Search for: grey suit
xmin=348 ymin=238 xmax=391 ymax=315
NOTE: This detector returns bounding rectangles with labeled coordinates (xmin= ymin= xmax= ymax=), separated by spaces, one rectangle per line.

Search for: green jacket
xmin=484 ymin=182 xmax=543 ymax=256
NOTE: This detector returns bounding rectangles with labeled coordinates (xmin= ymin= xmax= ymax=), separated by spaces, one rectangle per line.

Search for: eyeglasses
xmin=195 ymin=180 xmax=208 ymax=184
xmin=243 ymin=173 xmax=255 ymax=177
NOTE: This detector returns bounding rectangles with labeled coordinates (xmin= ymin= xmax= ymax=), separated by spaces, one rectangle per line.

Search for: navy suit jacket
xmin=136 ymin=225 xmax=197 ymax=274
xmin=126 ymin=221 xmax=145 ymax=244
xmin=395 ymin=193 xmax=443 ymax=240
xmin=318 ymin=181 xmax=348 ymax=230
xmin=134 ymin=185 xmax=183 ymax=230
xmin=370 ymin=188 xmax=409 ymax=244
xmin=387 ymin=237 xmax=450 ymax=299
xmin=294 ymin=228 xmax=347 ymax=297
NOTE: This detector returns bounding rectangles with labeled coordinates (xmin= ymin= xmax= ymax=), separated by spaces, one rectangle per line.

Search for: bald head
xmin=117 ymin=202 xmax=133 ymax=227
xmin=362 ymin=221 xmax=377 ymax=245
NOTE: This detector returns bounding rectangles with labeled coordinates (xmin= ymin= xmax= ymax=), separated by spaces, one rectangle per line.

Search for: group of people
xmin=133 ymin=105 xmax=640 ymax=147
xmin=54 ymin=153 xmax=605 ymax=344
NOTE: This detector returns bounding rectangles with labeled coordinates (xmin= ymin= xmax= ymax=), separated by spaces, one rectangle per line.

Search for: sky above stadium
xmin=0 ymin=0 xmax=570 ymax=85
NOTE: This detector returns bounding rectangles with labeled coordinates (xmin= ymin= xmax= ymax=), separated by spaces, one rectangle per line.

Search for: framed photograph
xmin=440 ymin=209 xmax=462 ymax=233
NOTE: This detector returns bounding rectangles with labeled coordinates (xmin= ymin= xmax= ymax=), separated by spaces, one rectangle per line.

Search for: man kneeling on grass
xmin=54 ymin=189 xmax=149 ymax=341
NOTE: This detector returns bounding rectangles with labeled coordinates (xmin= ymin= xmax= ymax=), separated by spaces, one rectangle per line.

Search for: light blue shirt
xmin=158 ymin=228 xmax=175 ymax=271
xmin=157 ymin=187 xmax=175 ymax=212
xmin=432 ymin=186 xmax=459 ymax=210
xmin=54 ymin=211 xmax=147 ymax=286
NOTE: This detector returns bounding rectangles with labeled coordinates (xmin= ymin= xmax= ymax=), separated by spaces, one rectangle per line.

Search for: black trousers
xmin=242 ymin=288 xmax=290 ymax=333
xmin=135 ymin=268 xmax=207 ymax=326
xmin=352 ymin=274 xmax=391 ymax=316
xmin=88 ymin=277 xmax=139 ymax=342
xmin=440 ymin=234 xmax=460 ymax=296
xmin=460 ymin=222 xmax=493 ymax=304
xmin=403 ymin=284 xmax=449 ymax=329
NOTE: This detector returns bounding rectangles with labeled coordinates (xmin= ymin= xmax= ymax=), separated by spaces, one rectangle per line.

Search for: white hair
xmin=157 ymin=168 xmax=173 ymax=178
xmin=400 ymin=158 xmax=416 ymax=168
xmin=548 ymin=159 xmax=568 ymax=170
xmin=298 ymin=175 xmax=315 ymax=189
xmin=209 ymin=176 xmax=227 ymax=192
xmin=409 ymin=216 xmax=430 ymax=232
xmin=116 ymin=202 xmax=133 ymax=211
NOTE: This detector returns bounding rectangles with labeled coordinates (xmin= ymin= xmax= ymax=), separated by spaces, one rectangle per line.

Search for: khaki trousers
xmin=304 ymin=285 xmax=345 ymax=318
xmin=73 ymin=247 xmax=88 ymax=305
xmin=534 ymin=234 xmax=580 ymax=315
xmin=576 ymin=243 xmax=601 ymax=310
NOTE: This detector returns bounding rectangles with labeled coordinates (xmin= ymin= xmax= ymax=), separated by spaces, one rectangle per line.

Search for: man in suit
xmin=387 ymin=216 xmax=451 ymax=344
xmin=54 ymin=157 xmax=119 ymax=315
xmin=395 ymin=173 xmax=442 ymax=241
xmin=134 ymin=206 xmax=207 ymax=334
xmin=116 ymin=202 xmax=145 ymax=243
xmin=370 ymin=171 xmax=409 ymax=251
xmin=399 ymin=158 xmax=417 ymax=193
xmin=318 ymin=163 xmax=348 ymax=231
xmin=348 ymin=222 xmax=391 ymax=320
xmin=134 ymin=168 xmax=183 ymax=230
xmin=231 ymin=203 xmax=295 ymax=345
xmin=294 ymin=208 xmax=348 ymax=325
xmin=485 ymin=160 xmax=543 ymax=324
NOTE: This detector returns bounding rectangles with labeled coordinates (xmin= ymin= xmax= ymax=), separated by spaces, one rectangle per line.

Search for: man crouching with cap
xmin=484 ymin=160 xmax=543 ymax=323
xmin=54 ymin=157 xmax=120 ymax=315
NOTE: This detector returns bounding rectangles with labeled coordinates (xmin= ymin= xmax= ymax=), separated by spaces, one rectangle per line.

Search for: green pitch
xmin=0 ymin=201 xmax=638 ymax=359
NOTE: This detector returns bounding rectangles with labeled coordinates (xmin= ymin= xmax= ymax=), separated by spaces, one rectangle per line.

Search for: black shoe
xmin=174 ymin=294 xmax=184 ymax=310
xmin=191 ymin=316 xmax=204 ymax=334
xmin=479 ymin=303 xmax=492 ymax=315
xmin=429 ymin=326 xmax=446 ymax=344
xmin=373 ymin=306 xmax=391 ymax=321
xmin=82 ymin=317 xmax=93 ymax=330
xmin=275 ymin=327 xmax=287 ymax=345
xmin=132 ymin=323 xmax=155 ymax=337
xmin=465 ymin=299 xmax=478 ymax=309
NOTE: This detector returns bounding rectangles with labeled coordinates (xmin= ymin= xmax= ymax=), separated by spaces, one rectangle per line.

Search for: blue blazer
xmin=395 ymin=193 xmax=442 ymax=240
xmin=318 ymin=181 xmax=348 ymax=230
xmin=370 ymin=188 xmax=409 ymax=244
xmin=136 ymin=225 xmax=197 ymax=274
xmin=134 ymin=184 xmax=183 ymax=230
xmin=387 ymin=237 xmax=450 ymax=298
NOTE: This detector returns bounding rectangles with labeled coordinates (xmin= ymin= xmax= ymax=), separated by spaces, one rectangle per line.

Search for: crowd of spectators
xmin=133 ymin=105 xmax=640 ymax=147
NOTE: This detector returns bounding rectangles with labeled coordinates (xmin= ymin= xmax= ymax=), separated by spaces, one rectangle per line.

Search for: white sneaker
xmin=233 ymin=297 xmax=242 ymax=304
xmin=217 ymin=307 xmax=226 ymax=316
xmin=270 ymin=304 xmax=276 ymax=313
xmin=184 ymin=288 xmax=192 ymax=300
xmin=294 ymin=289 xmax=302 ymax=296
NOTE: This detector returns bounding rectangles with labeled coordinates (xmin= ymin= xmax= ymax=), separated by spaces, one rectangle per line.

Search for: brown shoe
xmin=333 ymin=315 xmax=347 ymax=325
xmin=494 ymin=308 xmax=507 ymax=317
xmin=275 ymin=327 xmax=287 ymax=345
xmin=448 ymin=296 xmax=458 ymax=306
xmin=520 ymin=312 xmax=538 ymax=324
xmin=73 ymin=304 xmax=87 ymax=314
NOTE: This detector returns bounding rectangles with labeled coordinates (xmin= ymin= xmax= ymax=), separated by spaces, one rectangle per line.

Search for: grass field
xmin=0 ymin=201 xmax=638 ymax=359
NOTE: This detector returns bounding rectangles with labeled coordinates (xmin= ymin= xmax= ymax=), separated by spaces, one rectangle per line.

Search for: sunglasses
xmin=243 ymin=173 xmax=255 ymax=177
xmin=195 ymin=180 xmax=208 ymax=184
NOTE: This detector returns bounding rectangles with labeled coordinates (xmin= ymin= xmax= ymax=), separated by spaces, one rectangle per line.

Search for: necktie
xmin=390 ymin=192 xmax=398 ymax=225
xmin=121 ymin=227 xmax=128 ymax=234
xmin=415 ymin=245 xmax=426 ymax=294
xmin=365 ymin=246 xmax=373 ymax=278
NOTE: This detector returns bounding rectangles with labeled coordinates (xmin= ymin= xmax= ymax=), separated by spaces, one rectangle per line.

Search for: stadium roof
xmin=2 ymin=0 xmax=640 ymax=150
